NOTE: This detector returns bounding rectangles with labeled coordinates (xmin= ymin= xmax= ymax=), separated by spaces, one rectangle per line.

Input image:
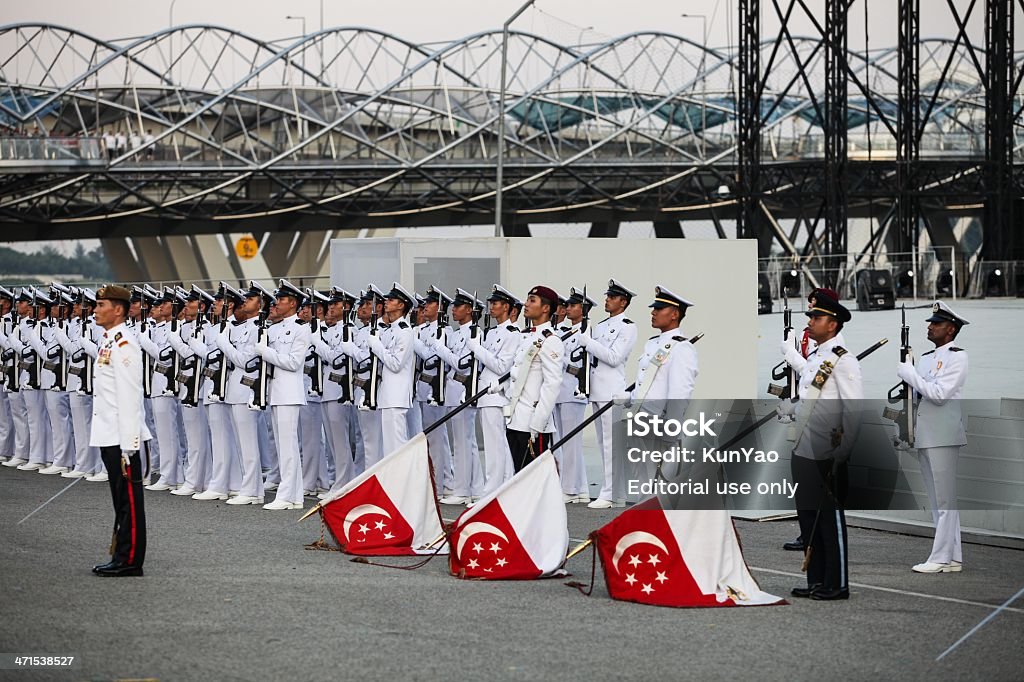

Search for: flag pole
xmin=565 ymin=537 xmax=593 ymax=561
xmin=300 ymin=371 xmax=514 ymax=522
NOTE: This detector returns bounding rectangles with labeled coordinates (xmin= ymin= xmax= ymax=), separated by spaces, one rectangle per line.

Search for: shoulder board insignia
xmin=506 ymin=324 xmax=516 ymax=331
xmin=950 ymin=347 xmax=964 ymax=352
xmin=672 ymin=335 xmax=685 ymax=342
xmin=833 ymin=346 xmax=848 ymax=357
xmin=921 ymin=350 xmax=936 ymax=356
xmin=398 ymin=321 xmax=409 ymax=329
xmin=649 ymin=334 xmax=659 ymax=340
xmin=114 ymin=332 xmax=123 ymax=341
xmin=623 ymin=318 xmax=634 ymax=324
xmin=541 ymin=329 xmax=553 ymax=337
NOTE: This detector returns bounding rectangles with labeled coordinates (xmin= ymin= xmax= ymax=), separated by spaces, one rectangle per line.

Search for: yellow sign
xmin=235 ymin=235 xmax=259 ymax=260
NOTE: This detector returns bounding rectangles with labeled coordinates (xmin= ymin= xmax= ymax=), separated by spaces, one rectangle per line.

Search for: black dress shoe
xmin=783 ymin=536 xmax=805 ymax=551
xmin=94 ymin=563 xmax=144 ymax=577
xmin=810 ymin=587 xmax=849 ymax=601
xmin=790 ymin=583 xmax=823 ymax=598
xmin=92 ymin=561 xmax=117 ymax=574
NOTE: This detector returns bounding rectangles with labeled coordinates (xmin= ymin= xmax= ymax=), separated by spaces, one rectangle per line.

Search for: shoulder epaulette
xmin=950 ymin=347 xmax=964 ymax=352
xmin=398 ymin=321 xmax=409 ymax=329
xmin=833 ymin=346 xmax=848 ymax=357
xmin=623 ymin=318 xmax=634 ymax=324
xmin=672 ymin=335 xmax=685 ymax=342
xmin=541 ymin=329 xmax=553 ymax=338
xmin=649 ymin=334 xmax=658 ymax=340
xmin=506 ymin=324 xmax=516 ymax=332
xmin=921 ymin=349 xmax=935 ymax=356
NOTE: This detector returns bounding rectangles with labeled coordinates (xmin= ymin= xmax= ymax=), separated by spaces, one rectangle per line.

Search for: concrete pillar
xmin=193 ymin=234 xmax=239 ymax=283
xmin=164 ymin=235 xmax=206 ymax=283
xmin=131 ymin=237 xmax=178 ymax=284
xmin=101 ymin=237 xmax=145 ymax=283
xmin=587 ymin=221 xmax=620 ymax=238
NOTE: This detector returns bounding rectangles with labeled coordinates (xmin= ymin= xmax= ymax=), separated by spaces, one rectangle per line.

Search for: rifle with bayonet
xmin=569 ymin=286 xmax=592 ymax=399
xmin=424 ymin=293 xmax=447 ymax=407
xmin=358 ymin=288 xmax=381 ymax=411
xmin=244 ymin=292 xmax=274 ymax=410
xmin=70 ymin=289 xmax=94 ymax=396
xmin=883 ymin=305 xmax=915 ymax=448
xmin=305 ymin=288 xmax=324 ymax=399
xmin=157 ymin=291 xmax=183 ymax=396
xmin=206 ymin=283 xmax=230 ymax=402
xmin=20 ymin=293 xmax=42 ymax=390
xmin=455 ymin=292 xmax=481 ymax=404
xmin=329 ymin=305 xmax=355 ymax=404
xmin=45 ymin=285 xmax=70 ymax=392
xmin=181 ymin=293 xmax=207 ymax=407
xmin=2 ymin=307 xmax=20 ymax=392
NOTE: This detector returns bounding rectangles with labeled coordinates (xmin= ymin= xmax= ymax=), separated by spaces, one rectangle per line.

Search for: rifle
xmin=206 ymin=283 xmax=230 ymax=402
xmin=181 ymin=295 xmax=207 ymax=407
xmin=359 ymin=288 xmax=381 ymax=411
xmin=569 ymin=286 xmax=592 ymax=399
xmin=244 ymin=293 xmax=273 ymax=411
xmin=22 ymin=296 xmax=42 ymax=390
xmin=424 ymin=294 xmax=447 ymax=407
xmin=306 ymin=289 xmax=324 ymax=399
xmin=329 ymin=306 xmax=355 ymax=404
xmin=47 ymin=289 xmax=69 ymax=392
xmin=456 ymin=292 xmax=481 ymax=405
xmin=2 ymin=310 xmax=20 ymax=392
xmin=883 ymin=305 xmax=915 ymax=448
xmin=139 ymin=291 xmax=153 ymax=399
xmin=72 ymin=290 xmax=93 ymax=396
xmin=158 ymin=292 xmax=183 ymax=397
xmin=768 ymin=290 xmax=799 ymax=402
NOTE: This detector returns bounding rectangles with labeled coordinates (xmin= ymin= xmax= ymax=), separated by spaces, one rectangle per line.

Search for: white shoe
xmin=303 ymin=489 xmax=318 ymax=497
xmin=587 ymin=498 xmax=614 ymax=509
xmin=145 ymin=480 xmax=175 ymax=492
xmin=2 ymin=457 xmax=27 ymax=467
xmin=317 ymin=492 xmax=328 ymax=500
xmin=61 ymin=469 xmax=90 ymax=479
xmin=0 ymin=455 xmax=8 ymax=462
xmin=38 ymin=465 xmax=70 ymax=475
xmin=192 ymin=490 xmax=228 ymax=501
xmin=263 ymin=500 xmax=302 ymax=510
xmin=225 ymin=495 xmax=264 ymax=505
xmin=228 ymin=490 xmax=239 ymax=496
xmin=169 ymin=485 xmax=197 ymax=496
xmin=263 ymin=481 xmax=279 ymax=491
xmin=912 ymin=561 xmax=961 ymax=573
xmin=17 ymin=462 xmax=45 ymax=471
xmin=439 ymin=495 xmax=471 ymax=505
xmin=564 ymin=493 xmax=590 ymax=504
xmin=85 ymin=472 xmax=108 ymax=482
xmin=142 ymin=476 xmax=152 ymax=486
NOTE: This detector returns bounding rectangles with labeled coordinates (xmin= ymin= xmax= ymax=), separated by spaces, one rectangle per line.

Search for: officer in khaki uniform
xmin=896 ymin=301 xmax=969 ymax=574
xmin=89 ymin=285 xmax=152 ymax=577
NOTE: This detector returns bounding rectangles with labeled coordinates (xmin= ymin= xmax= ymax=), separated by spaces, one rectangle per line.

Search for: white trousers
xmin=23 ymin=389 xmax=51 ymax=465
xmin=300 ymin=401 xmax=325 ymax=493
xmin=322 ymin=401 xmax=354 ymax=489
xmin=270 ymin=404 xmax=303 ymax=505
xmin=379 ymin=407 xmax=409 ymax=462
xmin=406 ymin=401 xmax=423 ymax=436
xmin=151 ymin=396 xmax=184 ymax=485
xmin=479 ymin=406 xmax=513 ymax=495
xmin=350 ymin=405 xmax=365 ymax=475
xmin=181 ymin=403 xmax=212 ymax=491
xmin=592 ymin=401 xmax=619 ymax=502
xmin=69 ymin=393 xmax=101 ymax=473
xmin=230 ymin=403 xmax=264 ymax=499
xmin=206 ymin=402 xmax=241 ymax=494
xmin=0 ymin=392 xmax=13 ymax=456
xmin=44 ymin=391 xmax=74 ymax=469
xmin=449 ymin=405 xmax=482 ymax=497
xmin=420 ymin=402 xmax=452 ymax=490
xmin=554 ymin=402 xmax=589 ymax=495
xmin=6 ymin=390 xmax=30 ymax=459
xmin=918 ymin=446 xmax=963 ymax=564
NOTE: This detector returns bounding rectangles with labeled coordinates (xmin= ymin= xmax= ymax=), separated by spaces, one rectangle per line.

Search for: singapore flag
xmin=448 ymin=450 xmax=568 ymax=580
xmin=319 ymin=433 xmax=446 ymax=556
xmin=593 ymin=498 xmax=785 ymax=607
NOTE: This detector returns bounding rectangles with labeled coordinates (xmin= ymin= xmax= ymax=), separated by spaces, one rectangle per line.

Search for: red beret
xmin=809 ymin=287 xmax=840 ymax=302
xmin=528 ymin=285 xmax=559 ymax=303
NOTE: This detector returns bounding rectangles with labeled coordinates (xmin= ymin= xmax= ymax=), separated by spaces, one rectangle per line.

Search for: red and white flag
xmin=448 ymin=450 xmax=568 ymax=580
xmin=319 ymin=433 xmax=445 ymax=556
xmin=592 ymin=497 xmax=785 ymax=607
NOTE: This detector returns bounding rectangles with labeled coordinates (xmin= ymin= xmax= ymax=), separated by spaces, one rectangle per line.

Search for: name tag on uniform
xmin=98 ymin=347 xmax=112 ymax=366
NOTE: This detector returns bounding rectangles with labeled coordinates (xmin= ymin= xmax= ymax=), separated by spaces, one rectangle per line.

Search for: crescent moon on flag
xmin=342 ymin=504 xmax=392 ymax=540
xmin=611 ymin=531 xmax=669 ymax=573
xmin=455 ymin=522 xmax=509 ymax=558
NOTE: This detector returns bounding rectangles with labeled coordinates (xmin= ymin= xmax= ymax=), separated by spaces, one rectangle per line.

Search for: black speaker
xmin=936 ymin=270 xmax=954 ymax=297
xmin=895 ymin=269 xmax=915 ymax=298
xmin=855 ymin=269 xmax=895 ymax=310
xmin=757 ymin=274 xmax=772 ymax=314
xmin=984 ymin=266 xmax=1007 ymax=297
xmin=779 ymin=270 xmax=801 ymax=298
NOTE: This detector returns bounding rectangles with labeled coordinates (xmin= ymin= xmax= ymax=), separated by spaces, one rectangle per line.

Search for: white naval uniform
xmin=167 ymin=320 xmax=212 ymax=493
xmin=430 ymin=323 xmax=483 ymax=499
xmin=0 ymin=312 xmax=15 ymax=459
xmin=554 ymin=322 xmax=588 ymax=496
xmin=313 ymin=322 xmax=356 ymax=490
xmin=414 ymin=319 xmax=453 ymax=492
xmin=298 ymin=320 xmax=326 ymax=495
xmin=216 ymin=317 xmax=265 ymax=500
xmin=257 ymin=314 xmax=311 ymax=506
xmin=28 ymin=319 xmax=75 ymax=471
xmin=368 ymin=316 xmax=415 ymax=459
xmin=900 ymin=341 xmax=968 ymax=565
xmin=0 ymin=314 xmax=31 ymax=463
xmin=53 ymin=318 xmax=102 ymax=474
xmin=14 ymin=318 xmax=52 ymax=466
xmin=139 ymin=321 xmax=185 ymax=486
xmin=473 ymin=321 xmax=519 ymax=494
xmin=343 ymin=323 xmax=382 ymax=470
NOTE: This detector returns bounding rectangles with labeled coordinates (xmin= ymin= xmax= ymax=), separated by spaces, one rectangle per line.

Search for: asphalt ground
xmin=2 ymin=464 xmax=1023 ymax=682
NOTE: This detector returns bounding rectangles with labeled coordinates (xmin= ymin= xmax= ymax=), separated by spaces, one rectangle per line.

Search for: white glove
xmin=121 ymin=450 xmax=133 ymax=467
xmin=367 ymin=335 xmax=385 ymax=357
xmin=896 ymin=361 xmax=917 ymax=384
xmin=577 ymin=327 xmax=593 ymax=349
xmin=466 ymin=335 xmax=482 ymax=354
xmin=216 ymin=330 xmax=231 ymax=351
xmin=255 ymin=339 xmax=268 ymax=356
xmin=487 ymin=378 xmax=503 ymax=395
xmin=776 ymin=398 xmax=797 ymax=418
xmin=613 ymin=390 xmax=632 ymax=406
xmin=339 ymin=340 xmax=357 ymax=357
xmin=529 ymin=428 xmax=540 ymax=439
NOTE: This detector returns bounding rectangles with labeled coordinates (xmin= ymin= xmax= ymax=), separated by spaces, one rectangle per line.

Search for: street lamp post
xmin=285 ymin=15 xmax=307 ymax=85
xmin=495 ymin=0 xmax=537 ymax=238
xmin=681 ymin=13 xmax=708 ymax=159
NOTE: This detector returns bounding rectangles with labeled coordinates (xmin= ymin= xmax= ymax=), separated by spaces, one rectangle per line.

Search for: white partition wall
xmin=331 ymin=237 xmax=759 ymax=399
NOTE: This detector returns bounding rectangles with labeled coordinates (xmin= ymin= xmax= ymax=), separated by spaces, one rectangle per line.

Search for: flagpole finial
xmin=298 ymin=504 xmax=322 ymax=522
